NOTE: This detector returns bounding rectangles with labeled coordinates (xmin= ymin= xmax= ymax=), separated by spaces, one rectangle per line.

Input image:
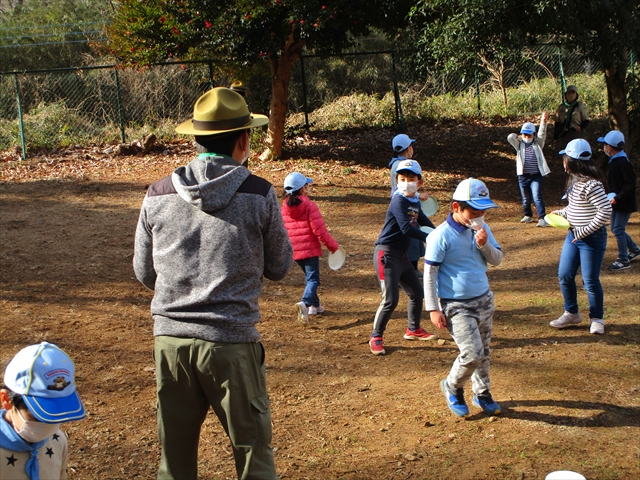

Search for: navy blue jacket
xmin=375 ymin=194 xmax=435 ymax=251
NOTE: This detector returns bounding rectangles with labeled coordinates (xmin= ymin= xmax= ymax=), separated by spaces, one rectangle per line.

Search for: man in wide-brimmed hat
xmin=133 ymin=87 xmax=292 ymax=480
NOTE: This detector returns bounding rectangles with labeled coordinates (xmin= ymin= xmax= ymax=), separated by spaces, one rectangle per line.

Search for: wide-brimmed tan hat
xmin=175 ymin=87 xmax=268 ymax=136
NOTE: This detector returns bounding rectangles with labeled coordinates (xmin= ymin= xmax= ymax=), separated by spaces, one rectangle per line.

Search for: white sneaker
xmin=520 ymin=216 xmax=534 ymax=223
xmin=295 ymin=302 xmax=309 ymax=324
xmin=549 ymin=311 xmax=583 ymax=329
xmin=308 ymin=305 xmax=325 ymax=315
xmin=537 ymin=218 xmax=549 ymax=227
xmin=590 ymin=320 xmax=604 ymax=334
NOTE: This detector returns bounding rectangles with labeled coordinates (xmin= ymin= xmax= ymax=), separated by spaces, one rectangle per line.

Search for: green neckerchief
xmin=563 ymin=100 xmax=578 ymax=130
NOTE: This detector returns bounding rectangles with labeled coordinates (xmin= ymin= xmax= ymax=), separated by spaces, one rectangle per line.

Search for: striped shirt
xmin=522 ymin=142 xmax=539 ymax=174
xmin=557 ymin=178 xmax=611 ymax=239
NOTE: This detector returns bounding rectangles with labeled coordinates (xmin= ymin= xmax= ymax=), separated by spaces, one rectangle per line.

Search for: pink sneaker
xmin=403 ymin=327 xmax=437 ymax=341
xmin=369 ymin=336 xmax=385 ymax=355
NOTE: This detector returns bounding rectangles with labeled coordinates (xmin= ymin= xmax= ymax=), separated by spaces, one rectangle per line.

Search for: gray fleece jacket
xmin=133 ymin=153 xmax=293 ymax=343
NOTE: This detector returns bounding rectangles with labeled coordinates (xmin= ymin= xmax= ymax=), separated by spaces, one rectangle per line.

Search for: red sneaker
xmin=369 ymin=336 xmax=385 ymax=355
xmin=404 ymin=327 xmax=437 ymax=341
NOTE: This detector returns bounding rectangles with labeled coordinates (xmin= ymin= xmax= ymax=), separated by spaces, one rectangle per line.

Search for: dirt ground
xmin=1 ymin=120 xmax=639 ymax=480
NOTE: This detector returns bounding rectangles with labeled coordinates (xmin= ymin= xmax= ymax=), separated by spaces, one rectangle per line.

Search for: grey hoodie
xmin=133 ymin=153 xmax=293 ymax=343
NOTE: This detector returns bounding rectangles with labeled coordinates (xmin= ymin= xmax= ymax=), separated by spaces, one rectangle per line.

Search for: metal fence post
xmin=13 ymin=73 xmax=27 ymax=160
xmin=474 ymin=68 xmax=481 ymax=113
xmin=391 ymin=51 xmax=406 ymax=132
xmin=300 ymin=55 xmax=309 ymax=129
xmin=208 ymin=61 xmax=215 ymax=90
xmin=557 ymin=45 xmax=567 ymax=101
xmin=113 ymin=68 xmax=126 ymax=143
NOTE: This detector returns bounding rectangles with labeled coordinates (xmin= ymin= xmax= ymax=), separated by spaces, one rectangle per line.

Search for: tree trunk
xmin=603 ymin=51 xmax=632 ymax=153
xmin=260 ymin=31 xmax=304 ymax=160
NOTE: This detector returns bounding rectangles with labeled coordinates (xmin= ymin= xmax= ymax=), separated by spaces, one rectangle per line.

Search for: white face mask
xmin=467 ymin=216 xmax=485 ymax=231
xmin=397 ymin=180 xmax=418 ymax=196
xmin=522 ymin=136 xmax=534 ymax=144
xmin=13 ymin=408 xmax=60 ymax=443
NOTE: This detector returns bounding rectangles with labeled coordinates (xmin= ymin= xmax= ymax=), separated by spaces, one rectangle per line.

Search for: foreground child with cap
xmin=1 ymin=342 xmax=85 ymax=480
xmin=507 ymin=113 xmax=551 ymax=227
xmin=370 ymin=159 xmax=437 ymax=355
xmin=597 ymin=130 xmax=639 ymax=271
xmin=281 ymin=172 xmax=340 ymax=323
xmin=548 ymin=139 xmax=611 ymax=334
xmin=424 ymin=178 xmax=503 ymax=417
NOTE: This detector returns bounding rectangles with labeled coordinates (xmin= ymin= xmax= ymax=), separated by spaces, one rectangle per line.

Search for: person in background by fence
xmin=507 ymin=113 xmax=551 ymax=227
xmin=553 ymin=85 xmax=590 ymax=152
xmin=133 ymin=87 xmax=292 ymax=480
xmin=597 ymin=130 xmax=640 ymax=271
xmin=229 ymin=80 xmax=247 ymax=97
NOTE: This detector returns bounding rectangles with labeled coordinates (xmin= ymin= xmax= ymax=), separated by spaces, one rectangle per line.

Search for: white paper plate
xmin=421 ymin=196 xmax=438 ymax=216
xmin=545 ymin=472 xmax=586 ymax=480
xmin=328 ymin=246 xmax=346 ymax=270
xmin=420 ymin=226 xmax=434 ymax=234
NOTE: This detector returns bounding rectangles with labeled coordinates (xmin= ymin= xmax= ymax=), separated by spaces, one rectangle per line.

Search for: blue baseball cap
xmin=597 ymin=130 xmax=625 ymax=149
xmin=559 ymin=138 xmax=592 ymax=160
xmin=392 ymin=134 xmax=416 ymax=152
xmin=520 ymin=122 xmax=536 ymax=135
xmin=395 ymin=159 xmax=422 ymax=178
xmin=452 ymin=178 xmax=499 ymax=210
xmin=284 ymin=172 xmax=312 ymax=193
xmin=4 ymin=342 xmax=85 ymax=423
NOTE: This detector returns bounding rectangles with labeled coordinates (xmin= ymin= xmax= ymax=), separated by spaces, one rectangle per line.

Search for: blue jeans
xmin=518 ymin=174 xmax=546 ymax=219
xmin=295 ymin=256 xmax=320 ymax=307
xmin=558 ymin=227 xmax=607 ymax=320
xmin=610 ymin=210 xmax=639 ymax=262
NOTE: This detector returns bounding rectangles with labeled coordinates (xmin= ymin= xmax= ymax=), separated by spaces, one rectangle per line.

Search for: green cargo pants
xmin=153 ymin=336 xmax=278 ymax=480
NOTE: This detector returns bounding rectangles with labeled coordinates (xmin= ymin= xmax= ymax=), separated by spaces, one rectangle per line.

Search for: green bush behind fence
xmin=0 ymin=45 xmax=618 ymax=157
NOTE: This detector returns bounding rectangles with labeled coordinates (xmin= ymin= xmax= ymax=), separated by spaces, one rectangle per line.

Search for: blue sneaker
xmin=472 ymin=394 xmax=502 ymax=415
xmin=440 ymin=379 xmax=468 ymax=417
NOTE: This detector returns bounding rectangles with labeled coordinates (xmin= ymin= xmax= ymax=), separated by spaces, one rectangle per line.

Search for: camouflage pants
xmin=441 ymin=290 xmax=494 ymax=396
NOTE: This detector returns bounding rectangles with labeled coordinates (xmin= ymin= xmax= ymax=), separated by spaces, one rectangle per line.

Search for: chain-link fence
xmin=0 ymin=44 xmax=622 ymax=158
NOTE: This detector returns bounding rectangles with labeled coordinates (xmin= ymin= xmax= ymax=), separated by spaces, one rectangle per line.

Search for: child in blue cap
xmin=548 ymin=139 xmax=611 ymax=334
xmin=0 ymin=342 xmax=86 ymax=480
xmin=370 ymin=159 xmax=437 ymax=355
xmin=507 ymin=113 xmax=551 ymax=227
xmin=597 ymin=130 xmax=639 ymax=271
xmin=424 ymin=178 xmax=503 ymax=417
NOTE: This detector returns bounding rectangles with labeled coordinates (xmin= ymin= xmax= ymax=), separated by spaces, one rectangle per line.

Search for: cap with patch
xmin=559 ymin=138 xmax=592 ymax=161
xmin=520 ymin=122 xmax=536 ymax=135
xmin=452 ymin=178 xmax=499 ymax=210
xmin=395 ymin=159 xmax=422 ymax=178
xmin=4 ymin=342 xmax=85 ymax=423
xmin=597 ymin=130 xmax=625 ymax=149
xmin=284 ymin=172 xmax=313 ymax=194
xmin=392 ymin=134 xmax=416 ymax=153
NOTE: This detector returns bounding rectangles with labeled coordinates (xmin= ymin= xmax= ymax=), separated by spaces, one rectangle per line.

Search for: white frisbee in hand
xmin=421 ymin=196 xmax=438 ymax=216
xmin=328 ymin=246 xmax=346 ymax=270
xmin=420 ymin=226 xmax=434 ymax=234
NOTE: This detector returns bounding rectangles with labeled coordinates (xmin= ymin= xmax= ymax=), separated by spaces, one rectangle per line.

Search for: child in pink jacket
xmin=282 ymin=172 xmax=340 ymax=324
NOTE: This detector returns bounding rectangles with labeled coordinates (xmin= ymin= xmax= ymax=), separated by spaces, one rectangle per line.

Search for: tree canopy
xmin=107 ymin=0 xmax=413 ymax=158
xmin=409 ymin=0 xmax=640 ymax=150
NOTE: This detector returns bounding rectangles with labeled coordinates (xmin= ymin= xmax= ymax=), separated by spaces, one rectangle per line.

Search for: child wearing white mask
xmin=370 ymin=160 xmax=437 ymax=355
xmin=424 ymin=178 xmax=503 ymax=418
xmin=0 ymin=342 xmax=86 ymax=480
xmin=507 ymin=113 xmax=551 ymax=227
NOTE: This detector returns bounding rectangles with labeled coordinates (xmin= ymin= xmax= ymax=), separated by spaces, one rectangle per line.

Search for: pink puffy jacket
xmin=281 ymin=195 xmax=339 ymax=261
